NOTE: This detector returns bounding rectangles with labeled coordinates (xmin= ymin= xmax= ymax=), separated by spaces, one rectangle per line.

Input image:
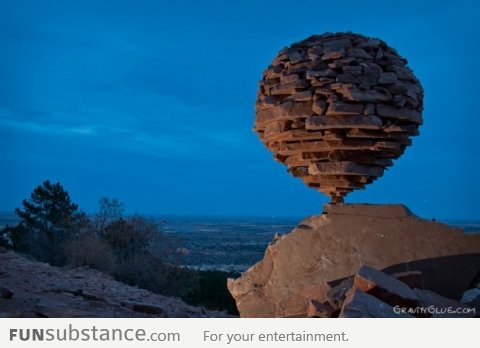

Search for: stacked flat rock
xmin=254 ymin=32 xmax=424 ymax=203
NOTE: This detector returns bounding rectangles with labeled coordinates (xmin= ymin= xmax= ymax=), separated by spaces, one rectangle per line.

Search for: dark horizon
xmin=2 ymin=209 xmax=480 ymax=227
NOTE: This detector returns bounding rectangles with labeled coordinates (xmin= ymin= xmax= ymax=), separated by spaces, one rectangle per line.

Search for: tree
xmin=14 ymin=180 xmax=84 ymax=265
xmin=103 ymin=216 xmax=156 ymax=266
xmin=93 ymin=197 xmax=125 ymax=235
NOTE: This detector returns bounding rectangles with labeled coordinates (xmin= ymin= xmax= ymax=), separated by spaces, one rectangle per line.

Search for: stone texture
xmin=306 ymin=299 xmax=337 ymax=318
xmin=254 ymin=32 xmax=423 ymax=203
xmin=335 ymin=268 xmax=476 ymax=318
xmin=327 ymin=277 xmax=353 ymax=309
xmin=303 ymin=266 xmax=477 ymax=318
xmin=339 ymin=290 xmax=412 ymax=318
xmin=227 ymin=204 xmax=480 ymax=317
xmin=0 ymin=251 xmax=229 ymax=318
xmin=349 ymin=266 xmax=420 ymax=308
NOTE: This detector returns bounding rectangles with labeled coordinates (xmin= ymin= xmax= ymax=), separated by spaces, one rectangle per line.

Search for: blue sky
xmin=0 ymin=0 xmax=479 ymax=219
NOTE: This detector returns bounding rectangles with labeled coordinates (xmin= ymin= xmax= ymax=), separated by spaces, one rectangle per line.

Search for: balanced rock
xmin=227 ymin=204 xmax=480 ymax=317
xmin=255 ymin=32 xmax=424 ymax=203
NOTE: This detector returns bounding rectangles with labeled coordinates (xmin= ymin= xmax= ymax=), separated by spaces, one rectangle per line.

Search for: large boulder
xmin=227 ymin=204 xmax=480 ymax=317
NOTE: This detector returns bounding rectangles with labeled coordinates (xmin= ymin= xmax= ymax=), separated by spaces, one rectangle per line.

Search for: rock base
xmin=227 ymin=204 xmax=480 ymax=317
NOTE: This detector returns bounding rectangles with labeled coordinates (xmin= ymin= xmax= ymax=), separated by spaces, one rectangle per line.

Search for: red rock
xmin=305 ymin=115 xmax=382 ymax=130
xmin=270 ymin=80 xmax=309 ymax=95
xmin=254 ymin=32 xmax=424 ymax=203
xmin=280 ymin=74 xmax=300 ymax=83
xmin=306 ymin=299 xmax=337 ymax=318
xmin=306 ymin=69 xmax=337 ymax=79
xmin=350 ymin=266 xmax=419 ymax=307
xmin=326 ymin=101 xmax=364 ymax=115
xmin=343 ymin=65 xmax=363 ymax=75
xmin=308 ymin=161 xmax=384 ymax=177
xmin=312 ymin=99 xmax=327 ymax=115
xmin=337 ymin=85 xmax=392 ymax=102
xmin=390 ymin=65 xmax=415 ymax=81
xmin=339 ymin=290 xmax=412 ymax=318
xmin=322 ymin=50 xmax=345 ymax=60
xmin=347 ymin=48 xmax=372 ymax=59
xmin=227 ymin=204 xmax=480 ymax=317
xmin=256 ymin=100 xmax=313 ymax=124
xmin=292 ymin=90 xmax=313 ymax=101
xmin=376 ymin=104 xmax=423 ymax=124
xmin=378 ymin=72 xmax=397 ymax=84
xmin=327 ymin=277 xmax=353 ymax=309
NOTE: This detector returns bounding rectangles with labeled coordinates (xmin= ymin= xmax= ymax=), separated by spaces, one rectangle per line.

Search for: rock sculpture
xmin=254 ymin=32 xmax=423 ymax=203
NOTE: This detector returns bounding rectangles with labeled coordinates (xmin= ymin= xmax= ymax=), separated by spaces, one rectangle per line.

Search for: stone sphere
xmin=254 ymin=32 xmax=423 ymax=203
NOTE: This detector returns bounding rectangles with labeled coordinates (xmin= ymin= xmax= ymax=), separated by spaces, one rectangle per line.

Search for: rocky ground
xmin=309 ymin=265 xmax=480 ymax=318
xmin=0 ymin=248 xmax=229 ymax=318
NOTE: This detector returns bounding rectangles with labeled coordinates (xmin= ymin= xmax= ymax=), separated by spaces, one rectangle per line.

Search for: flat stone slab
xmin=227 ymin=204 xmax=480 ymax=317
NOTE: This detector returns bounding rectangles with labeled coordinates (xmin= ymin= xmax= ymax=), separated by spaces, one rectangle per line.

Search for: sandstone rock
xmin=308 ymin=161 xmax=384 ymax=177
xmin=306 ymin=69 xmax=337 ymax=79
xmin=390 ymin=65 xmax=415 ymax=81
xmin=305 ymin=115 xmax=382 ymax=130
xmin=343 ymin=65 xmax=363 ymax=75
xmin=256 ymin=100 xmax=312 ymax=124
xmin=378 ymin=72 xmax=397 ymax=84
xmin=312 ymin=99 xmax=327 ymax=115
xmin=376 ymin=104 xmax=422 ymax=124
xmin=347 ymin=48 xmax=371 ymax=59
xmin=327 ymin=277 xmax=353 ymax=309
xmin=326 ymin=101 xmax=364 ymax=115
xmin=227 ymin=204 xmax=480 ymax=317
xmin=254 ymin=32 xmax=424 ymax=203
xmin=292 ymin=90 xmax=313 ymax=101
xmin=349 ymin=266 xmax=419 ymax=308
xmin=337 ymin=85 xmax=392 ymax=103
xmin=306 ymin=299 xmax=337 ymax=318
xmin=339 ymin=290 xmax=412 ymax=318
xmin=280 ymin=74 xmax=300 ymax=83
xmin=322 ymin=49 xmax=345 ymax=60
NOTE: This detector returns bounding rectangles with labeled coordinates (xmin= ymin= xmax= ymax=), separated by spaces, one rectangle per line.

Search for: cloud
xmin=0 ymin=105 xmax=252 ymax=163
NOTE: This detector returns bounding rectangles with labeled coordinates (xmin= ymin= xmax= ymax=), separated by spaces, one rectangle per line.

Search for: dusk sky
xmin=1 ymin=0 xmax=479 ymax=219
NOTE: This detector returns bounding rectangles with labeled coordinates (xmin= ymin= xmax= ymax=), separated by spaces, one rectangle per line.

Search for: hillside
xmin=0 ymin=249 xmax=229 ymax=318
